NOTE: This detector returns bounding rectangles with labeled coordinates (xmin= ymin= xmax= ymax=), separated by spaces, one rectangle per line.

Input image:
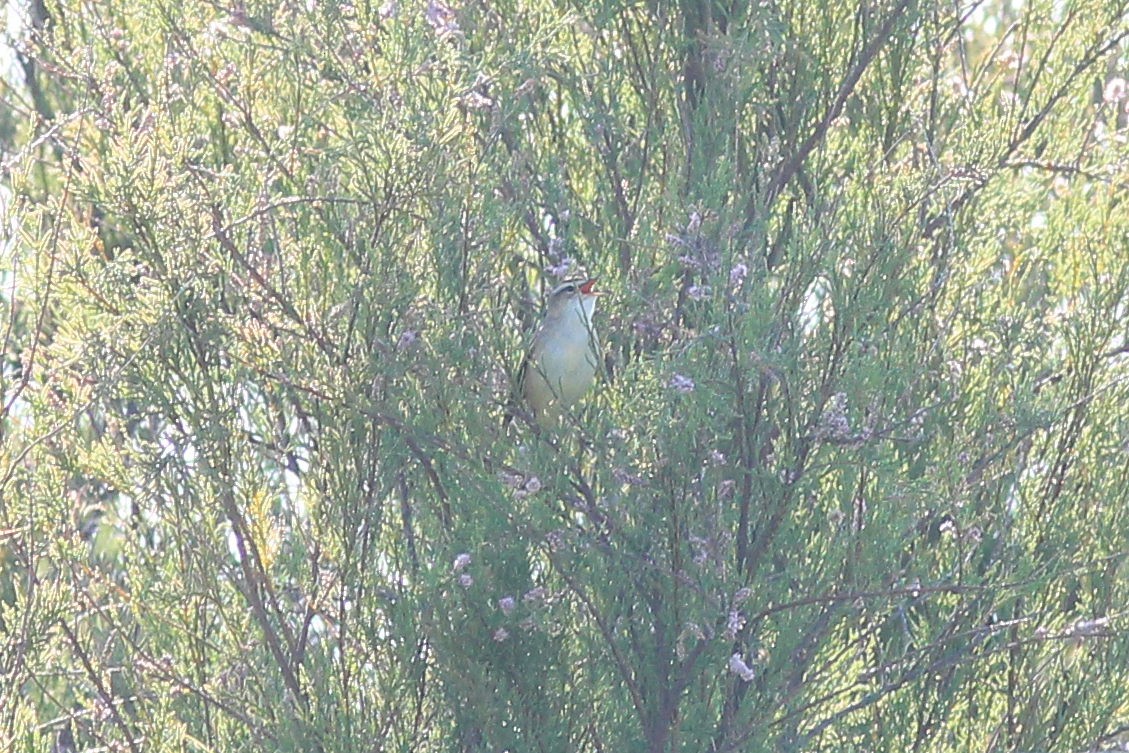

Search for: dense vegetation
xmin=2 ymin=0 xmax=1128 ymax=751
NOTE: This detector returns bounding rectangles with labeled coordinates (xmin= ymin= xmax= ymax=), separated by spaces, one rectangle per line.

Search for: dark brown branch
xmin=57 ymin=620 xmax=143 ymax=753
xmin=760 ymin=0 xmax=914 ymax=209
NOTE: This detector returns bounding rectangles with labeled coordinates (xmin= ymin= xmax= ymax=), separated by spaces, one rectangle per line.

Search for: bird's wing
xmin=503 ymin=328 xmax=542 ymax=427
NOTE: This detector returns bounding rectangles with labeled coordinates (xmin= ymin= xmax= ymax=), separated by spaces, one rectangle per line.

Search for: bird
xmin=515 ymin=278 xmax=602 ymax=424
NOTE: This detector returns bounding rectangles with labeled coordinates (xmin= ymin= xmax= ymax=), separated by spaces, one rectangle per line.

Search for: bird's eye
xmin=559 ymin=284 xmax=576 ymax=295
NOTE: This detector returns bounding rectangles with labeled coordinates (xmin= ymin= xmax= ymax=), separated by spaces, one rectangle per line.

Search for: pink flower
xmin=669 ymin=374 xmax=695 ymax=393
xmin=547 ymin=257 xmax=573 ymax=278
xmin=1104 ymin=77 xmax=1127 ymax=104
xmin=729 ymin=262 xmax=748 ymax=286
xmin=396 ymin=330 xmax=418 ymax=350
xmin=426 ymin=0 xmax=460 ymax=36
xmin=723 ymin=610 xmax=746 ymax=640
xmin=728 ymin=653 xmax=755 ymax=682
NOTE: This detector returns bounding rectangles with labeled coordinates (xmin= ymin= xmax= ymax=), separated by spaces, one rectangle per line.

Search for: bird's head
xmin=547 ymin=278 xmax=600 ymax=318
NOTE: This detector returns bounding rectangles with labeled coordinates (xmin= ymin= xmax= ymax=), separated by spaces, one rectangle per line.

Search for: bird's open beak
xmin=579 ymin=278 xmax=600 ymax=296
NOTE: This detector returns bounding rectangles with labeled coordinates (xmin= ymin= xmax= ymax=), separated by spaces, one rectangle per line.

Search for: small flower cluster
xmin=686 ymin=284 xmax=711 ymax=301
xmin=675 ymin=589 xmax=760 ymax=671
xmin=668 ymin=212 xmax=721 ymax=274
xmin=491 ymin=587 xmax=553 ymax=642
xmin=728 ymin=653 xmax=756 ymax=682
xmin=460 ymin=73 xmax=494 ymax=110
xmin=669 ymin=374 xmax=695 ymax=393
xmin=452 ymin=552 xmax=473 ymax=588
xmin=546 ymin=236 xmax=574 ymax=278
xmin=499 ymin=471 xmax=542 ymax=500
xmin=514 ymin=476 xmax=541 ymax=500
xmin=1103 ymin=77 xmax=1126 ymax=105
xmin=811 ymin=392 xmax=879 ymax=447
xmin=396 ymin=330 xmax=418 ymax=350
xmin=814 ymin=392 xmax=851 ymax=441
xmin=547 ymin=256 xmax=573 ymax=278
xmin=723 ymin=609 xmax=746 ymax=641
xmin=545 ymin=529 xmax=566 ymax=553
xmin=425 ymin=0 xmax=460 ymax=37
xmin=729 ymin=262 xmax=748 ymax=287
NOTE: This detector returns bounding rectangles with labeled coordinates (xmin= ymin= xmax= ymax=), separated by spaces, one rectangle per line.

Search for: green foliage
xmin=2 ymin=0 xmax=1128 ymax=751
